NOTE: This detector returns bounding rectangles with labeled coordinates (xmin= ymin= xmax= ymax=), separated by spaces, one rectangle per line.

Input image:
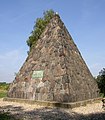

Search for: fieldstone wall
xmin=8 ymin=14 xmax=99 ymax=102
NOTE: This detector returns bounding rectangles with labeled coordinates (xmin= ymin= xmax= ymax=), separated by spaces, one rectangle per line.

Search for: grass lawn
xmin=0 ymin=90 xmax=7 ymax=98
xmin=0 ymin=82 xmax=9 ymax=98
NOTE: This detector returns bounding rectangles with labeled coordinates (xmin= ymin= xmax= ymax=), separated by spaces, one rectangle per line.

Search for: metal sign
xmin=32 ymin=70 xmax=44 ymax=79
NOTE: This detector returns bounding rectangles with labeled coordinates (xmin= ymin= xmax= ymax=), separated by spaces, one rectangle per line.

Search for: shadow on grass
xmin=0 ymin=105 xmax=105 ymax=120
xmin=0 ymin=112 xmax=16 ymax=120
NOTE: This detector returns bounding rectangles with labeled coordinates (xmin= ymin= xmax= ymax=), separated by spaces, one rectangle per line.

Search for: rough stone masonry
xmin=8 ymin=14 xmax=99 ymax=102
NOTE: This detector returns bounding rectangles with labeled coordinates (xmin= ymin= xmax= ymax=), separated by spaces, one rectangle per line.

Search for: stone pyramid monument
xmin=8 ymin=14 xmax=99 ymax=102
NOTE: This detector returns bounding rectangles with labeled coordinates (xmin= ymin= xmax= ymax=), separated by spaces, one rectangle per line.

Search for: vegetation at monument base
xmin=0 ymin=83 xmax=20 ymax=120
xmin=26 ymin=9 xmax=55 ymax=49
xmin=0 ymin=82 xmax=9 ymax=98
xmin=95 ymin=68 xmax=105 ymax=97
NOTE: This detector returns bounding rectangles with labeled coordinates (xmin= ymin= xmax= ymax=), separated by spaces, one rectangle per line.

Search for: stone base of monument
xmin=3 ymin=97 xmax=102 ymax=109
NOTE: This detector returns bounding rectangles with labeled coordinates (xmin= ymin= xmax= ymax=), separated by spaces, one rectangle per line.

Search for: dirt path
xmin=0 ymin=98 xmax=105 ymax=120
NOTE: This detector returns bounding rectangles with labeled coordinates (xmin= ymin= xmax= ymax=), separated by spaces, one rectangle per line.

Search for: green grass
xmin=0 ymin=91 xmax=7 ymax=98
xmin=0 ymin=83 xmax=19 ymax=120
xmin=0 ymin=82 xmax=9 ymax=91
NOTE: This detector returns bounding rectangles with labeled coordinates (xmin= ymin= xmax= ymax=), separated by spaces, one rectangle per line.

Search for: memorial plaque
xmin=32 ymin=70 xmax=44 ymax=79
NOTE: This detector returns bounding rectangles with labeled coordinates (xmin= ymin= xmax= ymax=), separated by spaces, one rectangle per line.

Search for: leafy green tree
xmin=44 ymin=10 xmax=55 ymax=24
xmin=96 ymin=68 xmax=105 ymax=96
xmin=26 ymin=9 xmax=55 ymax=49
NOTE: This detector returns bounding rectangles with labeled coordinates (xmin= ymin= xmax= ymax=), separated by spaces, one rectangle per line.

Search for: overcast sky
xmin=0 ymin=0 xmax=105 ymax=83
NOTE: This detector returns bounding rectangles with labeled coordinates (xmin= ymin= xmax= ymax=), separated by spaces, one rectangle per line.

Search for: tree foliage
xmin=96 ymin=68 xmax=105 ymax=96
xmin=27 ymin=9 xmax=55 ymax=49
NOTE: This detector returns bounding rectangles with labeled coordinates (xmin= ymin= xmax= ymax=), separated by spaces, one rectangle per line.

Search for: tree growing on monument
xmin=26 ymin=9 xmax=55 ymax=49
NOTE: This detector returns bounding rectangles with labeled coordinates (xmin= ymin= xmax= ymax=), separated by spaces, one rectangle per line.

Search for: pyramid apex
xmin=55 ymin=12 xmax=59 ymax=15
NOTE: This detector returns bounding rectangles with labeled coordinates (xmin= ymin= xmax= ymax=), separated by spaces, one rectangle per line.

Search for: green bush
xmin=0 ymin=82 xmax=9 ymax=98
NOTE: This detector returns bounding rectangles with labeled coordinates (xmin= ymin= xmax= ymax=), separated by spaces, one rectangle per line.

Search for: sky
xmin=0 ymin=0 xmax=105 ymax=83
